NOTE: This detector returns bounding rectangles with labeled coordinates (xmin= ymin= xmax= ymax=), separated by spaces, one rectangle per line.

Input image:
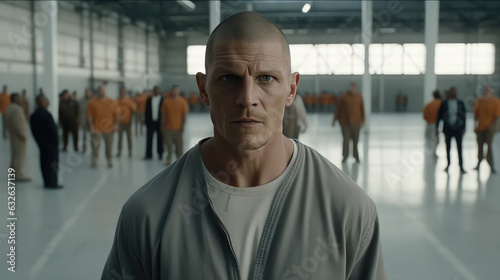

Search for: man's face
xmin=42 ymin=97 xmax=49 ymax=108
xmin=349 ymin=83 xmax=357 ymax=92
xmin=172 ymin=87 xmax=180 ymax=97
xmin=153 ymin=86 xmax=159 ymax=96
xmin=449 ymin=88 xmax=457 ymax=99
xmin=98 ymin=87 xmax=106 ymax=98
xmin=197 ymin=39 xmax=298 ymax=152
xmin=484 ymin=86 xmax=493 ymax=98
xmin=85 ymin=90 xmax=92 ymax=99
xmin=13 ymin=95 xmax=21 ymax=104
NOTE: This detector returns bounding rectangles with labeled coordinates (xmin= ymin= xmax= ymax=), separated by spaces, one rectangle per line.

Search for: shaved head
xmin=205 ymin=12 xmax=291 ymax=72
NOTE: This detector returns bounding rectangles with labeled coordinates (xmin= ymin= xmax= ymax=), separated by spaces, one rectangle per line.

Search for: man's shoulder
xmin=121 ymin=145 xmax=201 ymax=216
xmin=292 ymin=142 xmax=378 ymax=237
xmin=296 ymin=142 xmax=374 ymax=205
xmin=7 ymin=104 xmax=22 ymax=113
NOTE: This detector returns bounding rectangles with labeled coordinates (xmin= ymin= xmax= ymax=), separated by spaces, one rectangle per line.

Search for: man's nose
xmin=235 ymin=76 xmax=259 ymax=108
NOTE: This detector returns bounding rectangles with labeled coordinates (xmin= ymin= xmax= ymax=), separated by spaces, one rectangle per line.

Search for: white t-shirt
xmin=151 ymin=95 xmax=161 ymax=121
xmin=202 ymin=141 xmax=297 ymax=280
xmin=447 ymin=99 xmax=458 ymax=125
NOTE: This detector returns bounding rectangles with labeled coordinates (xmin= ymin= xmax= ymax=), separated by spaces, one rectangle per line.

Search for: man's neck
xmin=201 ymin=134 xmax=294 ymax=188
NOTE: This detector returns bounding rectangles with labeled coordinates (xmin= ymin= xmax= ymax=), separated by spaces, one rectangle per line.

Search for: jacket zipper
xmin=208 ymin=199 xmax=242 ymax=280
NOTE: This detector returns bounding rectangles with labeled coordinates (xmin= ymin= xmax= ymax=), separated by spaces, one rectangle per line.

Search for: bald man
xmin=102 ymin=12 xmax=386 ymax=280
xmin=30 ymin=94 xmax=62 ymax=188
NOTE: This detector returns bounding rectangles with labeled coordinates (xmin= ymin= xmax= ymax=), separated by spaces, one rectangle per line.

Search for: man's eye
xmin=221 ymin=75 xmax=238 ymax=82
xmin=260 ymin=75 xmax=274 ymax=82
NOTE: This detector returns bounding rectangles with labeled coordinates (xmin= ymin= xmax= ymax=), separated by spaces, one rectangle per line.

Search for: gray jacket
xmin=101 ymin=139 xmax=386 ymax=280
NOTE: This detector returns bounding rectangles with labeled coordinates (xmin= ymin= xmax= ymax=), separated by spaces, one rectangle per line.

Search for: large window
xmin=187 ymin=45 xmax=206 ymax=75
xmin=186 ymin=43 xmax=495 ymax=75
xmin=290 ymin=44 xmax=365 ymax=75
xmin=369 ymin=44 xmax=426 ymax=75
xmin=435 ymin=43 xmax=495 ymax=75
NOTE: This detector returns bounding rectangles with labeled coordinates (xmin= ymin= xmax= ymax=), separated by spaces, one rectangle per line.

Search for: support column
xmin=423 ymin=1 xmax=439 ymax=105
xmin=145 ymin=27 xmax=150 ymax=72
xmin=379 ymin=75 xmax=385 ymax=112
xmin=362 ymin=0 xmax=372 ymax=131
xmin=209 ymin=0 xmax=221 ymax=34
xmin=31 ymin=1 xmax=38 ymax=102
xmin=78 ymin=4 xmax=84 ymax=67
xmin=89 ymin=5 xmax=95 ymax=91
xmin=41 ymin=1 xmax=58 ymax=121
xmin=117 ymin=14 xmax=125 ymax=89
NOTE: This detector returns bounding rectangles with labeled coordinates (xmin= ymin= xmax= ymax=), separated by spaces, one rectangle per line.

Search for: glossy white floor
xmin=0 ymin=113 xmax=498 ymax=280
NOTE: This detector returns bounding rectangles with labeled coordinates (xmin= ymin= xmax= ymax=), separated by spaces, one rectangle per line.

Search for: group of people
xmin=328 ymin=82 xmax=500 ymax=174
xmin=303 ymin=91 xmax=336 ymax=112
xmin=424 ymin=85 xmax=500 ymax=174
xmin=0 ymin=83 xmax=190 ymax=189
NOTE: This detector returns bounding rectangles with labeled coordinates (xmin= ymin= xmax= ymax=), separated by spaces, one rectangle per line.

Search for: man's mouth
xmin=232 ymin=118 xmax=263 ymax=126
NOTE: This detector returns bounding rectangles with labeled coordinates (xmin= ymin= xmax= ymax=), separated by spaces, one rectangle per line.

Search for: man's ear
xmin=286 ymin=72 xmax=300 ymax=107
xmin=196 ymin=72 xmax=210 ymax=106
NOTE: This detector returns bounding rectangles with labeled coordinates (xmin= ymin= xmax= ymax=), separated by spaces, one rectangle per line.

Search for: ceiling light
xmin=176 ymin=0 xmax=196 ymax=12
xmin=302 ymin=3 xmax=311 ymax=13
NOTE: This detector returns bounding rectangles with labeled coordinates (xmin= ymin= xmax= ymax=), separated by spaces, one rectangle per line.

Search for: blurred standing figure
xmin=395 ymin=91 xmax=404 ymax=112
xmin=437 ymin=87 xmax=466 ymax=173
xmin=87 ymin=85 xmax=119 ymax=168
xmin=402 ymin=94 xmax=408 ymax=112
xmin=473 ymin=85 xmax=500 ymax=173
xmin=59 ymin=90 xmax=80 ymax=152
xmin=116 ymin=87 xmax=137 ymax=158
xmin=20 ymin=89 xmax=30 ymax=120
xmin=144 ymin=86 xmax=164 ymax=160
xmin=304 ymin=92 xmax=312 ymax=112
xmin=79 ymin=89 xmax=93 ymax=153
xmin=333 ymin=82 xmax=365 ymax=163
xmin=423 ymin=90 xmax=442 ymax=158
xmin=5 ymin=93 xmax=30 ymax=181
xmin=283 ymin=94 xmax=307 ymax=139
xmin=135 ymin=91 xmax=149 ymax=136
xmin=161 ymin=85 xmax=188 ymax=166
xmin=188 ymin=92 xmax=199 ymax=112
xmin=71 ymin=91 xmax=77 ymax=101
xmin=30 ymin=94 xmax=62 ymax=189
xmin=0 ymin=85 xmax=11 ymax=139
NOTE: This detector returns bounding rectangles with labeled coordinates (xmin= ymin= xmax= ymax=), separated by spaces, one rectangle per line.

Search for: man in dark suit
xmin=144 ymin=85 xmax=164 ymax=159
xmin=437 ymin=87 xmax=467 ymax=174
xmin=30 ymin=94 xmax=63 ymax=189
xmin=59 ymin=89 xmax=80 ymax=152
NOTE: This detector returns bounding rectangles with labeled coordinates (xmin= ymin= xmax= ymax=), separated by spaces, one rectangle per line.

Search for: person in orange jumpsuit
xmin=87 ymin=85 xmax=119 ymax=168
xmin=116 ymin=87 xmax=137 ymax=158
xmin=161 ymin=85 xmax=189 ymax=166
xmin=0 ymin=85 xmax=11 ymax=139
xmin=423 ymin=90 xmax=442 ymax=158
xmin=473 ymin=85 xmax=500 ymax=173
xmin=333 ymin=82 xmax=365 ymax=163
